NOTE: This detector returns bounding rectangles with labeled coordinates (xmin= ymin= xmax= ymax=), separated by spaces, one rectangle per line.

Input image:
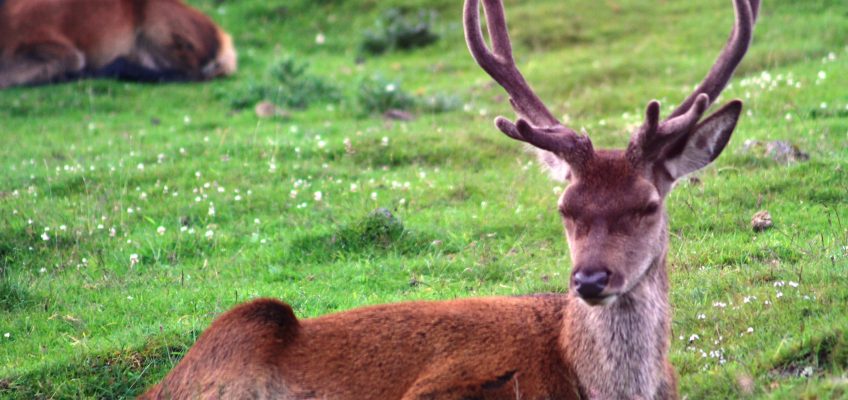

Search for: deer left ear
xmin=663 ymin=100 xmax=742 ymax=180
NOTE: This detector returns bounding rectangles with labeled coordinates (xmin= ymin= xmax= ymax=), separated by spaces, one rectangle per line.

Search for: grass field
xmin=1 ymin=0 xmax=847 ymax=398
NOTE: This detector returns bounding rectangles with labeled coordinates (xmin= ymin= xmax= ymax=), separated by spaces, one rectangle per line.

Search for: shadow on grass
xmin=768 ymin=327 xmax=848 ymax=381
xmin=0 ymin=279 xmax=38 ymax=312
xmin=0 ymin=333 xmax=193 ymax=399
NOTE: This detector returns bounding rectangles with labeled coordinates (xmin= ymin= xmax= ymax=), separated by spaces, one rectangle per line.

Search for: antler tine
xmin=464 ymin=0 xmax=593 ymax=165
xmin=666 ymin=0 xmax=759 ymax=120
xmin=463 ymin=0 xmax=560 ymax=128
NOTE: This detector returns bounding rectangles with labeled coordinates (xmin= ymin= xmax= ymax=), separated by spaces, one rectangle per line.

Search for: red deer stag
xmin=141 ymin=0 xmax=758 ymax=398
xmin=0 ymin=0 xmax=236 ymax=89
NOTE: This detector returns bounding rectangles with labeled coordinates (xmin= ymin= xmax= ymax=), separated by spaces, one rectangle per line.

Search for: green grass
xmin=1 ymin=0 xmax=847 ymax=398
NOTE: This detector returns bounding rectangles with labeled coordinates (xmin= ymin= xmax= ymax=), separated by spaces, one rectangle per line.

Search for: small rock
xmin=751 ymin=210 xmax=773 ymax=232
xmin=383 ymin=109 xmax=415 ymax=121
xmin=741 ymin=140 xmax=809 ymax=164
xmin=254 ymin=101 xmax=290 ymax=118
xmin=765 ymin=141 xmax=809 ymax=164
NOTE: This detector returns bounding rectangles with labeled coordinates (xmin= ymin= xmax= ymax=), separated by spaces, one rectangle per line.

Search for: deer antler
xmin=629 ymin=0 xmax=760 ymax=164
xmin=464 ymin=0 xmax=594 ymax=169
xmin=668 ymin=0 xmax=759 ymax=120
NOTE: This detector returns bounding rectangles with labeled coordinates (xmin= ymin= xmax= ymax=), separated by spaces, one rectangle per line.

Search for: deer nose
xmin=573 ymin=269 xmax=610 ymax=299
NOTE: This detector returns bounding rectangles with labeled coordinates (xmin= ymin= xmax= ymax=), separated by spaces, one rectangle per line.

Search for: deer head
xmin=465 ymin=0 xmax=759 ymax=306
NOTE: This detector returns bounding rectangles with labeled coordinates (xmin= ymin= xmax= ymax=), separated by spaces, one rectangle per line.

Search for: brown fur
xmin=0 ymin=0 xmax=236 ymax=88
xmin=141 ymin=296 xmax=581 ymax=399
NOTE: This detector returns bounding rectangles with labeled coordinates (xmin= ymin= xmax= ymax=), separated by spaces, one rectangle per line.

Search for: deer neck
xmin=562 ymin=227 xmax=671 ymax=399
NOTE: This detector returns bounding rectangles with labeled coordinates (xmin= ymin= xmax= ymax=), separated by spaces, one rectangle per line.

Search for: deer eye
xmin=559 ymin=206 xmax=576 ymax=219
xmin=642 ymin=202 xmax=660 ymax=215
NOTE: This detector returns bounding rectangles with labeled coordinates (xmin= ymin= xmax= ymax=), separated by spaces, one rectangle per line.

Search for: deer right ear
xmin=662 ymin=101 xmax=742 ymax=181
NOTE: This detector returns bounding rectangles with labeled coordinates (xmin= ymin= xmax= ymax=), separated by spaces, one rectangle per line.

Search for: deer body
xmin=142 ymin=0 xmax=759 ymax=398
xmin=142 ymin=285 xmax=673 ymax=399
xmin=143 ymin=296 xmax=576 ymax=399
xmin=0 ymin=0 xmax=236 ymax=88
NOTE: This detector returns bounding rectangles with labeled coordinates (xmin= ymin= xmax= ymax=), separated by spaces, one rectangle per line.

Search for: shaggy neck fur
xmin=562 ymin=223 xmax=671 ymax=399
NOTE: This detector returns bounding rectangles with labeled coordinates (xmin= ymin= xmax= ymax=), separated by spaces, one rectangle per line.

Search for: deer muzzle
xmin=572 ymin=268 xmax=612 ymax=305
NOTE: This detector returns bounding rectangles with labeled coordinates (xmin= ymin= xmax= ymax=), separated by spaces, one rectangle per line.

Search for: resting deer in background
xmin=0 ymin=0 xmax=236 ymax=89
xmin=140 ymin=0 xmax=759 ymax=398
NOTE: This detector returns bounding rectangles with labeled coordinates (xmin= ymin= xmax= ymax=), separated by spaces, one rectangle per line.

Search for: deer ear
xmin=662 ymin=100 xmax=742 ymax=180
xmin=537 ymin=150 xmax=571 ymax=182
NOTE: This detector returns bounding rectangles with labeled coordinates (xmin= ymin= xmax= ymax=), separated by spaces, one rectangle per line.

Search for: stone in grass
xmin=765 ymin=141 xmax=809 ymax=164
xmin=383 ymin=109 xmax=415 ymax=121
xmin=741 ymin=140 xmax=809 ymax=164
xmin=254 ymin=101 xmax=291 ymax=119
xmin=751 ymin=210 xmax=773 ymax=232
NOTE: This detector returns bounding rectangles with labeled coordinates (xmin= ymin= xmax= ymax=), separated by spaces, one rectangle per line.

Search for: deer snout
xmin=572 ymin=269 xmax=610 ymax=301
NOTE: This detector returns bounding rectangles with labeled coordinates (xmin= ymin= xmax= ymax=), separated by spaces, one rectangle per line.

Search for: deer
xmin=140 ymin=0 xmax=759 ymax=398
xmin=0 ymin=0 xmax=236 ymax=89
